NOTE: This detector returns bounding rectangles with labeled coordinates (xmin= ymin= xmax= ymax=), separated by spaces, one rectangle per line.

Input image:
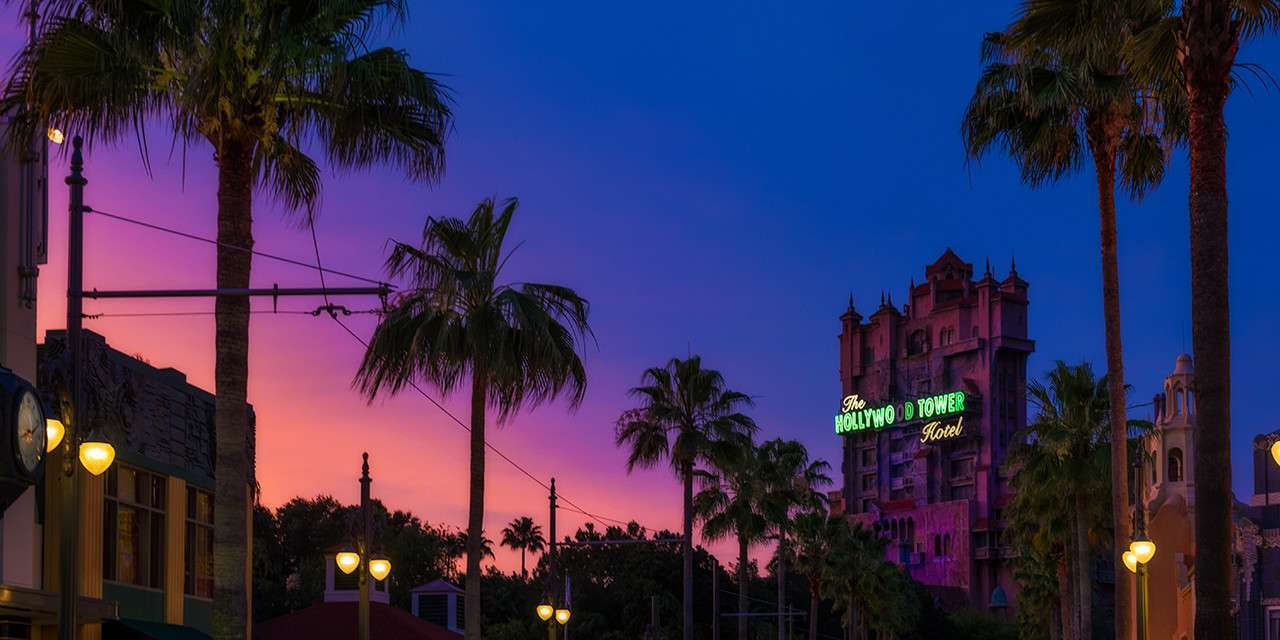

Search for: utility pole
xmin=358 ymin=453 xmax=372 ymax=640
xmin=58 ymin=137 xmax=86 ymax=640
xmin=548 ymin=478 xmax=558 ymax=640
xmin=711 ymin=557 xmax=719 ymax=640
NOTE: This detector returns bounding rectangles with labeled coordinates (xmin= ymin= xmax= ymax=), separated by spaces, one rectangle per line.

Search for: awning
xmin=105 ymin=618 xmax=211 ymax=640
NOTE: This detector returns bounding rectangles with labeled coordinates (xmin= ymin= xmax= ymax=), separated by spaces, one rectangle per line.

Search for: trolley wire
xmin=84 ymin=203 xmax=648 ymax=540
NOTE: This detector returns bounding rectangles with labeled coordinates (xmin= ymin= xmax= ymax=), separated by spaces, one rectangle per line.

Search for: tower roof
xmin=1173 ymin=353 xmax=1193 ymax=375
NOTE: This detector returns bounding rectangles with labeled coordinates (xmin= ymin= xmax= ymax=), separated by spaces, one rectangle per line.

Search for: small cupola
xmin=411 ymin=579 xmax=465 ymax=634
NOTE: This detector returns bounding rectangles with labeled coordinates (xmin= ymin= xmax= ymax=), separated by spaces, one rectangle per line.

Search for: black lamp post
xmin=334 ymin=453 xmax=391 ymax=640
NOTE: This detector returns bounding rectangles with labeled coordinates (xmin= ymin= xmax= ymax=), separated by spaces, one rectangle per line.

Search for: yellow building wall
xmin=1144 ymin=498 xmax=1194 ymax=640
xmin=166 ymin=477 xmax=187 ymax=624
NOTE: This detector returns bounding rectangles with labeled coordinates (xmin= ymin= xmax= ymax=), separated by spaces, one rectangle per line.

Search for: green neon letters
xmin=834 ymin=391 xmax=968 ymax=436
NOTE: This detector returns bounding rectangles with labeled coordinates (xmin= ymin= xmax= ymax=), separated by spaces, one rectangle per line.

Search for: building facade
xmin=36 ymin=330 xmax=255 ymax=639
xmin=834 ymin=249 xmax=1033 ymax=612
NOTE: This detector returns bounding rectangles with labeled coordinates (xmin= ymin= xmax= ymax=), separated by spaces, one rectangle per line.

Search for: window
xmin=419 ymin=593 xmax=448 ymax=626
xmin=185 ymin=486 xmax=215 ymax=598
xmin=951 ymin=457 xmax=975 ymax=480
xmin=908 ymin=330 xmax=928 ymax=356
xmin=949 ymin=484 xmax=976 ymax=501
xmin=104 ymin=466 xmax=166 ymax=589
xmin=860 ymin=498 xmax=874 ymax=512
xmin=860 ymin=448 xmax=876 ymax=468
xmin=1168 ymin=448 xmax=1184 ymax=483
xmin=861 ymin=473 xmax=876 ymax=492
xmin=456 ymin=595 xmax=466 ymax=631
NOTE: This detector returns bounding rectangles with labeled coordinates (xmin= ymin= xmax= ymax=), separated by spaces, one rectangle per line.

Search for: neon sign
xmin=920 ymin=416 xmax=966 ymax=444
xmin=834 ymin=391 xmax=968 ymax=436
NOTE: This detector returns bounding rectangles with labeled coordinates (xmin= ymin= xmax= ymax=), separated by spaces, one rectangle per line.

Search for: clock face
xmin=15 ymin=390 xmax=44 ymax=474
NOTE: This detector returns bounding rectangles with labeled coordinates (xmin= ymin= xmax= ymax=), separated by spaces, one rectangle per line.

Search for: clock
xmin=0 ymin=368 xmax=47 ymax=513
xmin=14 ymin=388 xmax=45 ymax=475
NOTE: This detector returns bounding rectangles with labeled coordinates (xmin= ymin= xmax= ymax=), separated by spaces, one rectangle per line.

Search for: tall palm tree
xmin=695 ymin=436 xmax=768 ymax=640
xmin=961 ymin=4 xmax=1181 ymax=633
xmin=355 ymin=198 xmax=593 ymax=639
xmin=1011 ymin=362 xmax=1115 ymax=640
xmin=500 ymin=516 xmax=546 ymax=578
xmin=616 ymin=356 xmax=757 ymax=640
xmin=757 ymin=438 xmax=830 ymax=640
xmin=790 ymin=509 xmax=840 ymax=640
xmin=1125 ymin=2 xmax=1280 ymax=634
xmin=4 ymin=3 xmax=451 ymax=638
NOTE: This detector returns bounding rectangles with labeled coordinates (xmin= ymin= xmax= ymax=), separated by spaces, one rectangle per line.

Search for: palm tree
xmin=1009 ymin=362 xmax=1115 ymax=640
xmin=961 ymin=4 xmax=1181 ymax=633
xmin=4 ymin=3 xmax=451 ymax=638
xmin=757 ymin=439 xmax=830 ymax=640
xmin=1125 ymin=3 xmax=1280 ymax=634
xmin=790 ymin=509 xmax=840 ymax=640
xmin=695 ymin=436 xmax=768 ymax=640
xmin=355 ymin=198 xmax=593 ymax=639
xmin=820 ymin=520 xmax=888 ymax=640
xmin=615 ymin=356 xmax=757 ymax=640
xmin=500 ymin=516 xmax=546 ymax=578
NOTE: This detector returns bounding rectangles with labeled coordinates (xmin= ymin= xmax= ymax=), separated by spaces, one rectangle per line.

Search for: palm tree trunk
xmin=521 ymin=548 xmax=526 ymax=578
xmin=1085 ymin=109 xmax=1131 ymax=640
xmin=1072 ymin=495 xmax=1091 ymax=640
xmin=776 ymin=539 xmax=786 ymax=640
xmin=211 ymin=135 xmax=254 ymax=640
xmin=1058 ymin=553 xmax=1074 ymax=640
xmin=1183 ymin=2 xmax=1238 ymax=638
xmin=808 ymin=581 xmax=819 ymax=640
xmin=739 ymin=535 xmax=750 ymax=640
xmin=465 ymin=370 xmax=489 ymax=640
xmin=684 ymin=461 xmax=696 ymax=640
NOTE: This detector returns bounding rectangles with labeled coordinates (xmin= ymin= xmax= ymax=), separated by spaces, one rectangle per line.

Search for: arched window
xmin=943 ymin=534 xmax=951 ymax=557
xmin=908 ymin=330 xmax=928 ymax=355
xmin=891 ymin=520 xmax=899 ymax=539
xmin=1186 ymin=391 xmax=1194 ymax=415
xmin=908 ymin=518 xmax=915 ymax=543
xmin=1174 ymin=389 xmax=1183 ymax=416
xmin=1169 ymin=448 xmax=1184 ymax=482
xmin=934 ymin=535 xmax=941 ymax=556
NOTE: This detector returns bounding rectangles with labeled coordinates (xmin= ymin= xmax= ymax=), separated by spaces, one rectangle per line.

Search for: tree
xmin=1006 ymin=362 xmax=1115 ymax=640
xmin=790 ymin=509 xmax=840 ymax=640
xmin=695 ymin=436 xmax=768 ymax=640
xmin=5 ymin=4 xmax=452 ymax=637
xmin=500 ymin=516 xmax=546 ymax=578
xmin=757 ymin=438 xmax=830 ymax=640
xmin=355 ymin=197 xmax=593 ymax=639
xmin=615 ymin=356 xmax=757 ymax=640
xmin=961 ymin=4 xmax=1182 ymax=634
xmin=821 ymin=520 xmax=892 ymax=640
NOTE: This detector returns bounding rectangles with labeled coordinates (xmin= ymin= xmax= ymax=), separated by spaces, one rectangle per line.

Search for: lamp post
xmin=1125 ymin=456 xmax=1156 ymax=640
xmin=536 ymin=479 xmax=570 ymax=639
xmin=58 ymin=136 xmax=117 ymax=640
xmin=333 ymin=453 xmax=391 ymax=640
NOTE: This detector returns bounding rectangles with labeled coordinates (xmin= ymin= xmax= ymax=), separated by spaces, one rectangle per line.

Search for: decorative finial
xmin=1010 ymin=255 xmax=1017 ymax=274
xmin=847 ymin=293 xmax=855 ymax=311
xmin=361 ymin=452 xmax=370 ymax=478
xmin=984 ymin=258 xmax=991 ymax=276
xmin=880 ymin=291 xmax=885 ymax=305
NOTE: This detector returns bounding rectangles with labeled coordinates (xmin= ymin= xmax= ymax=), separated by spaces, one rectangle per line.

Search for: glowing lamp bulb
xmin=1271 ymin=440 xmax=1280 ymax=467
xmin=555 ymin=609 xmax=571 ymax=625
xmin=46 ymin=419 xmax=65 ymax=453
xmin=1122 ymin=550 xmax=1139 ymax=574
xmin=335 ymin=552 xmax=360 ymax=575
xmin=1130 ymin=539 xmax=1156 ymax=565
xmin=47 ymin=128 xmax=64 ymax=144
xmin=536 ymin=604 xmax=554 ymax=621
xmin=369 ymin=558 xmax=391 ymax=581
xmin=78 ymin=441 xmax=115 ymax=476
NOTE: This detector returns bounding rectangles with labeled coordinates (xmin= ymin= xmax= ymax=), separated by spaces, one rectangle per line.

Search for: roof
xmin=411 ymin=579 xmax=463 ymax=594
xmin=103 ymin=619 xmax=211 ymax=640
xmin=255 ymin=602 xmax=461 ymax=640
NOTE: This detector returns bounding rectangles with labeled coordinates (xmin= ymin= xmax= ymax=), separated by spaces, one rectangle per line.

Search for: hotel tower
xmin=832 ymin=249 xmax=1033 ymax=612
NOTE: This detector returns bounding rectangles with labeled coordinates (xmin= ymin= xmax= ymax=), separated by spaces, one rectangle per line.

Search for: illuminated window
xmin=185 ymin=487 xmax=214 ymax=598
xmin=104 ymin=466 xmax=166 ymax=589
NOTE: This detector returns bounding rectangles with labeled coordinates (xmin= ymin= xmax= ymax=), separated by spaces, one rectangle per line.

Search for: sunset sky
xmin=6 ymin=2 xmax=1279 ymax=573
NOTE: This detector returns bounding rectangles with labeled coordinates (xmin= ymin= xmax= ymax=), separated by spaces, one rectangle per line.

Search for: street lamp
xmin=555 ymin=609 xmax=571 ymax=625
xmin=536 ymin=604 xmax=555 ymax=621
xmin=46 ymin=418 xmax=64 ymax=452
xmin=78 ymin=440 xmax=115 ymax=476
xmin=333 ymin=453 xmax=391 ymax=640
xmin=1128 ymin=456 xmax=1156 ymax=640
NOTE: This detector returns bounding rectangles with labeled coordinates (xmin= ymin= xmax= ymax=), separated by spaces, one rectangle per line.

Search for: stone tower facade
xmin=835 ymin=249 xmax=1034 ymax=612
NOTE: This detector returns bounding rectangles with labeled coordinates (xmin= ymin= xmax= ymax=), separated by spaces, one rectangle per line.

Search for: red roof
xmin=255 ymin=602 xmax=462 ymax=640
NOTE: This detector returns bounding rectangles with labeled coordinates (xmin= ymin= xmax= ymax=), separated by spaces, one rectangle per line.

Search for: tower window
xmin=1168 ymin=448 xmax=1184 ymax=482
